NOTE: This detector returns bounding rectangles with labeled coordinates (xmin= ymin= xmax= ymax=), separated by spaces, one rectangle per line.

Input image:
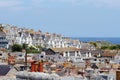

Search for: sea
xmin=71 ymin=37 xmax=120 ymax=44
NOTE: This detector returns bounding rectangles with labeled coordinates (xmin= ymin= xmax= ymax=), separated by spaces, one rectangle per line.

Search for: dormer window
xmin=0 ymin=53 xmax=2 ymax=56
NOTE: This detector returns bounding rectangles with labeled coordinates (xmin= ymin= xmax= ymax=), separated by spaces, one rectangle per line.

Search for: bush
xmin=109 ymin=45 xmax=117 ymax=50
xmin=101 ymin=45 xmax=120 ymax=50
xmin=27 ymin=46 xmax=40 ymax=53
xmin=12 ymin=44 xmax=22 ymax=52
xmin=101 ymin=46 xmax=108 ymax=50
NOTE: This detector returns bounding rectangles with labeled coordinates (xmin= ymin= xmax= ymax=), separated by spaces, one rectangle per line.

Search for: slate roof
xmin=44 ymin=48 xmax=56 ymax=55
xmin=0 ymin=65 xmax=10 ymax=75
xmin=80 ymin=49 xmax=102 ymax=54
xmin=0 ymin=31 xmax=6 ymax=37
xmin=91 ymin=63 xmax=98 ymax=69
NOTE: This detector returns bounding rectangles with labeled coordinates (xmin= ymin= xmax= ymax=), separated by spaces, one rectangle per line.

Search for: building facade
xmin=1 ymin=24 xmax=83 ymax=49
xmin=0 ymin=25 xmax=9 ymax=49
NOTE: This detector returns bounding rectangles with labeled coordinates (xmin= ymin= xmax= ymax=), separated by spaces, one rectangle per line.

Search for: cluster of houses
xmin=0 ymin=24 xmax=100 ymax=65
xmin=1 ymin=24 xmax=120 ymax=80
xmin=0 ymin=24 xmax=83 ymax=49
xmin=6 ymin=48 xmax=120 ymax=80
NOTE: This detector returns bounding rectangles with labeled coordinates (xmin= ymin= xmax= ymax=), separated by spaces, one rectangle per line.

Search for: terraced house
xmin=0 ymin=24 xmax=9 ymax=49
xmin=0 ymin=24 xmax=82 ymax=49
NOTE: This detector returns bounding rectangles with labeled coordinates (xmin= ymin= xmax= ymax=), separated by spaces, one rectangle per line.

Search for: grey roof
xmin=91 ymin=63 xmax=98 ymax=69
xmin=80 ymin=49 xmax=102 ymax=54
xmin=22 ymin=32 xmax=30 ymax=38
xmin=0 ymin=65 xmax=10 ymax=75
xmin=0 ymin=31 xmax=6 ymax=37
xmin=34 ymin=34 xmax=41 ymax=39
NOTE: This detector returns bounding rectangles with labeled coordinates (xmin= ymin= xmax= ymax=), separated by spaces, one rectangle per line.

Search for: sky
xmin=0 ymin=0 xmax=120 ymax=37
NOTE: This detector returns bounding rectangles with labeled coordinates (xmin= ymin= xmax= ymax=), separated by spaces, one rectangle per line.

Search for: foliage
xmin=12 ymin=44 xmax=22 ymax=52
xmin=22 ymin=43 xmax=28 ymax=49
xmin=36 ymin=45 xmax=43 ymax=49
xmin=95 ymin=41 xmax=113 ymax=49
xmin=29 ymin=46 xmax=36 ymax=50
xmin=101 ymin=46 xmax=108 ymax=50
xmin=116 ymin=45 xmax=120 ymax=49
xmin=11 ymin=43 xmax=44 ymax=53
xmin=101 ymin=44 xmax=120 ymax=50
xmin=108 ymin=45 xmax=117 ymax=50
xmin=36 ymin=45 xmax=44 ymax=52
xmin=27 ymin=46 xmax=40 ymax=53
xmin=89 ymin=42 xmax=98 ymax=49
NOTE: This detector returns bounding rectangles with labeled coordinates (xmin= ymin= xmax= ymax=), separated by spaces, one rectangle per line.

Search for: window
xmin=77 ymin=53 xmax=80 ymax=56
xmin=41 ymin=55 xmax=43 ymax=58
xmin=0 ymin=53 xmax=2 ymax=56
xmin=94 ymin=59 xmax=97 ymax=61
xmin=70 ymin=53 xmax=75 ymax=56
xmin=19 ymin=55 xmax=22 ymax=57
xmin=102 ymin=76 xmax=108 ymax=80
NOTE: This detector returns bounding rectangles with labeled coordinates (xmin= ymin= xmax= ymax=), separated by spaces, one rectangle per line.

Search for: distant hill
xmin=95 ymin=41 xmax=114 ymax=48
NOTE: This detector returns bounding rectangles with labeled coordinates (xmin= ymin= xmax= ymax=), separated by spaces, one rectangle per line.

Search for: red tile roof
xmin=101 ymin=53 xmax=117 ymax=57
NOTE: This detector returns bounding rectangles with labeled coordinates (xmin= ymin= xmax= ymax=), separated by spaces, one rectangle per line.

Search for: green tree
xmin=101 ymin=45 xmax=120 ymax=50
xmin=29 ymin=46 xmax=35 ymax=50
xmin=116 ymin=45 xmax=120 ymax=49
xmin=101 ymin=46 xmax=108 ymax=50
xmin=109 ymin=45 xmax=117 ymax=50
xmin=90 ymin=42 xmax=98 ymax=48
xmin=36 ymin=45 xmax=44 ymax=52
xmin=12 ymin=44 xmax=22 ymax=52
xmin=27 ymin=46 xmax=40 ymax=53
xmin=22 ymin=43 xmax=28 ymax=49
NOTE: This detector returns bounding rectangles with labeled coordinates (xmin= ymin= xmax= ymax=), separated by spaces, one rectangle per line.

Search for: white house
xmin=114 ymin=53 xmax=120 ymax=64
xmin=0 ymin=25 xmax=9 ymax=49
xmin=51 ymin=47 xmax=81 ymax=62
xmin=16 ymin=31 xmax=33 ymax=47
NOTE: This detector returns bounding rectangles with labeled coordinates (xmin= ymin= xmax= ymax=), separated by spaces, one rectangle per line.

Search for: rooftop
xmin=51 ymin=47 xmax=80 ymax=52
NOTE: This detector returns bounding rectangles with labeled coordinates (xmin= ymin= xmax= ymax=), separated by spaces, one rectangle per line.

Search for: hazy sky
xmin=0 ymin=0 xmax=120 ymax=37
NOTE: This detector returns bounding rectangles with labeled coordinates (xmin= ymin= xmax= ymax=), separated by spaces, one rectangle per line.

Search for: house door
xmin=116 ymin=71 xmax=120 ymax=80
